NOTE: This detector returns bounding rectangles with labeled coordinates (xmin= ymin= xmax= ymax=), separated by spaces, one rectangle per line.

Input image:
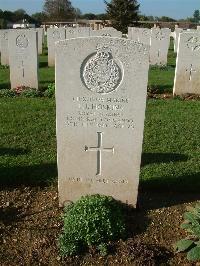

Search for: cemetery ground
xmin=0 ymin=41 xmax=200 ymax=265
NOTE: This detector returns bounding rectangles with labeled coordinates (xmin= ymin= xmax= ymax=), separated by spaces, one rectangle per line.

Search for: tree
xmin=105 ymin=0 xmax=140 ymax=33
xmin=43 ymin=0 xmax=75 ymax=21
xmin=193 ymin=9 xmax=200 ymax=23
xmin=32 ymin=12 xmax=48 ymax=23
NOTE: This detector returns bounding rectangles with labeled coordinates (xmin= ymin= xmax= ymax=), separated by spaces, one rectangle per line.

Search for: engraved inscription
xmin=19 ymin=60 xmax=25 ymax=78
xmin=3 ymin=32 xmax=8 ymax=40
xmin=52 ymin=30 xmax=61 ymax=39
xmin=16 ymin=34 xmax=29 ymax=48
xmin=102 ymin=33 xmax=112 ymax=37
xmin=65 ymin=96 xmax=135 ymax=129
xmin=85 ymin=132 xmax=114 ymax=176
xmin=186 ymin=36 xmax=200 ymax=51
xmin=81 ymin=45 xmax=123 ymax=94
xmin=68 ymin=177 xmax=128 ymax=184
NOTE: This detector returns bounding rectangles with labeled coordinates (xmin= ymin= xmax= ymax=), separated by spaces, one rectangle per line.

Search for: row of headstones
xmin=0 ymin=28 xmax=44 ymax=65
xmin=0 ymin=27 xmax=121 ymax=90
xmin=128 ymin=27 xmax=200 ymax=95
xmin=128 ymin=27 xmax=171 ymax=65
xmin=47 ymin=27 xmax=122 ymax=66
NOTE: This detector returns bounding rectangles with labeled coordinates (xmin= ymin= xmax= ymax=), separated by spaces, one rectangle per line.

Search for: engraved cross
xmin=186 ymin=64 xmax=196 ymax=81
xmin=85 ymin=132 xmax=114 ymax=176
xmin=19 ymin=60 xmax=25 ymax=78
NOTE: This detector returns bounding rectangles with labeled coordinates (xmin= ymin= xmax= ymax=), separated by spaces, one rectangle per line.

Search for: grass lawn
xmin=0 ymin=39 xmax=199 ymax=190
xmin=0 ymin=98 xmax=199 ymax=192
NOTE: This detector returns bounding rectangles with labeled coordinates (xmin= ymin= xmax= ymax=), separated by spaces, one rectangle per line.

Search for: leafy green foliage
xmin=20 ymin=88 xmax=41 ymax=98
xmin=43 ymin=83 xmax=55 ymax=98
xmin=105 ymin=0 xmax=140 ymax=33
xmin=174 ymin=204 xmax=200 ymax=262
xmin=0 ymin=89 xmax=15 ymax=98
xmin=59 ymin=194 xmax=126 ymax=256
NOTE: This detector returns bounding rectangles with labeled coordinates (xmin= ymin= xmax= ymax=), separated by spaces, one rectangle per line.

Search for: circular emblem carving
xmin=186 ymin=36 xmax=200 ymax=51
xmin=16 ymin=34 xmax=29 ymax=48
xmin=81 ymin=45 xmax=123 ymax=94
xmin=52 ymin=30 xmax=61 ymax=39
xmin=155 ymin=31 xmax=164 ymax=40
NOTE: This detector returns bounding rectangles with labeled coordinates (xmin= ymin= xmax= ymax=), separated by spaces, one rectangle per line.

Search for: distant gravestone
xmin=1 ymin=30 xmax=9 ymax=65
xmin=173 ymin=32 xmax=200 ymax=95
xmin=0 ymin=30 xmax=3 ymax=54
xmin=128 ymin=27 xmax=151 ymax=45
xmin=65 ymin=27 xmax=90 ymax=39
xmin=90 ymin=29 xmax=122 ymax=37
xmin=47 ymin=28 xmax=65 ymax=66
xmin=150 ymin=28 xmax=171 ymax=65
xmin=8 ymin=30 xmax=38 ymax=89
xmin=174 ymin=28 xmax=184 ymax=52
xmin=56 ymin=37 xmax=149 ymax=207
xmin=197 ymin=26 xmax=200 ymax=30
xmin=35 ymin=28 xmax=43 ymax=54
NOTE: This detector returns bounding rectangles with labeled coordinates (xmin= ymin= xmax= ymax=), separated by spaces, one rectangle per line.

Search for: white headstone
xmin=128 ymin=27 xmax=151 ymax=45
xmin=150 ymin=28 xmax=171 ymax=65
xmin=90 ymin=29 xmax=122 ymax=37
xmin=197 ymin=26 xmax=200 ymax=30
xmin=174 ymin=28 xmax=184 ymax=52
xmin=173 ymin=32 xmax=200 ymax=95
xmin=35 ymin=28 xmax=43 ymax=54
xmin=1 ymin=30 xmax=9 ymax=65
xmin=8 ymin=30 xmax=38 ymax=89
xmin=47 ymin=28 xmax=65 ymax=66
xmin=55 ymin=37 xmax=149 ymax=207
xmin=65 ymin=27 xmax=90 ymax=39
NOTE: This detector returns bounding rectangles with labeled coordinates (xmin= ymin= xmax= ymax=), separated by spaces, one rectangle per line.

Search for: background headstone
xmin=56 ymin=37 xmax=149 ymax=207
xmin=128 ymin=27 xmax=151 ymax=45
xmin=150 ymin=28 xmax=171 ymax=65
xmin=1 ymin=30 xmax=9 ymax=65
xmin=65 ymin=27 xmax=90 ymax=39
xmin=47 ymin=28 xmax=66 ymax=66
xmin=173 ymin=32 xmax=200 ymax=95
xmin=90 ymin=29 xmax=122 ymax=37
xmin=174 ymin=28 xmax=184 ymax=52
xmin=35 ymin=28 xmax=43 ymax=55
xmin=8 ymin=30 xmax=38 ymax=89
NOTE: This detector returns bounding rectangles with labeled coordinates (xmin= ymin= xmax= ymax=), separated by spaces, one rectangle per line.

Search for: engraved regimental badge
xmin=81 ymin=45 xmax=123 ymax=94
xmin=16 ymin=34 xmax=29 ymax=48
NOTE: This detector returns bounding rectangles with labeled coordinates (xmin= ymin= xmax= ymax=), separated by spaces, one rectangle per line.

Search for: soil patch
xmin=0 ymin=185 xmax=199 ymax=265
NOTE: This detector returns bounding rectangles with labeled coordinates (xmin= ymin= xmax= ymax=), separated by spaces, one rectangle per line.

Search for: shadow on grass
xmin=0 ymin=82 xmax=11 ymax=90
xmin=39 ymin=61 xmax=48 ymax=68
xmin=139 ymin=172 xmax=200 ymax=210
xmin=0 ymin=147 xmax=29 ymax=156
xmin=0 ymin=163 xmax=57 ymax=188
xmin=147 ymin=84 xmax=173 ymax=94
xmin=141 ymin=152 xmax=188 ymax=167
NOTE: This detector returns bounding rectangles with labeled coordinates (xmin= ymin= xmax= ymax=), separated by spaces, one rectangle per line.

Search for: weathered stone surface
xmin=65 ymin=27 xmax=90 ymax=39
xmin=90 ymin=29 xmax=122 ymax=37
xmin=8 ymin=30 xmax=38 ymax=89
xmin=1 ymin=30 xmax=9 ymax=65
xmin=128 ymin=27 xmax=151 ymax=45
xmin=56 ymin=37 xmax=149 ymax=207
xmin=150 ymin=28 xmax=171 ymax=65
xmin=173 ymin=32 xmax=200 ymax=95
xmin=174 ymin=28 xmax=184 ymax=52
xmin=47 ymin=28 xmax=65 ymax=66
